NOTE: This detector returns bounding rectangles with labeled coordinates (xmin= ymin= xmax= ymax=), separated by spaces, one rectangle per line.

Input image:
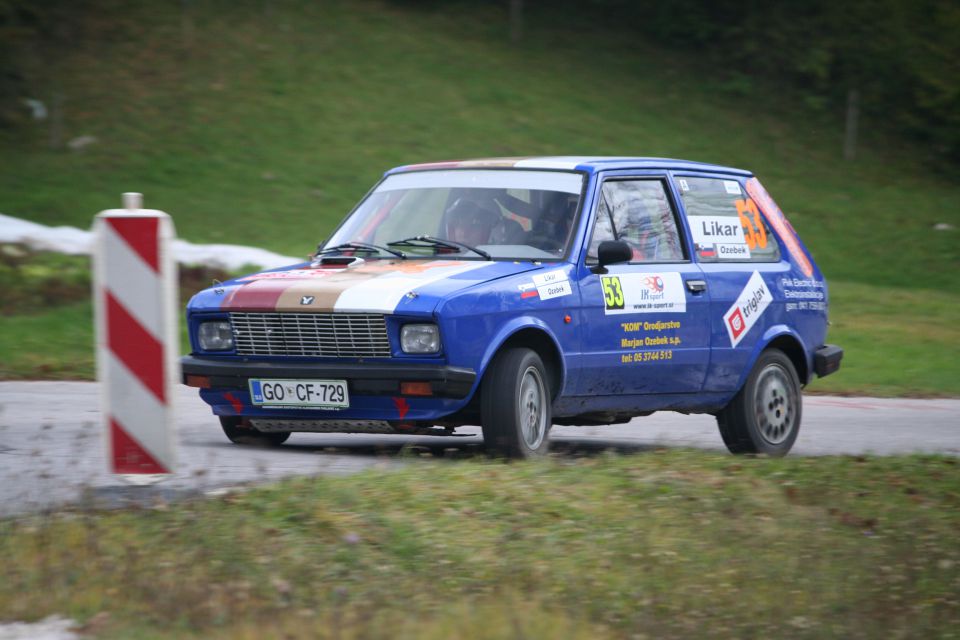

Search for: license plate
xmin=249 ymin=379 xmax=349 ymax=409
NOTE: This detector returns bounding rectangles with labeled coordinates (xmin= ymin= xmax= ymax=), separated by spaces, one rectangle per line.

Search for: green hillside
xmin=1 ymin=0 xmax=958 ymax=394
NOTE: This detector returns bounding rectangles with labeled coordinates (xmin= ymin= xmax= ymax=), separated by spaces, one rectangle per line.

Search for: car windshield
xmin=322 ymin=169 xmax=585 ymax=260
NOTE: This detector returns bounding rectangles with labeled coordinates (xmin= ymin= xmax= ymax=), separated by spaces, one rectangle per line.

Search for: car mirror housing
xmin=594 ymin=240 xmax=633 ymax=273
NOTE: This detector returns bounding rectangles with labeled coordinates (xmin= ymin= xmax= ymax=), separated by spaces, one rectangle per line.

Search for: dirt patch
xmin=0 ymin=245 xmax=233 ymax=314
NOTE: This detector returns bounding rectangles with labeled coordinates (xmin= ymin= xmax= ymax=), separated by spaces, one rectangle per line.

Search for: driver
xmin=527 ymin=193 xmax=577 ymax=251
xmin=444 ymin=198 xmax=501 ymax=246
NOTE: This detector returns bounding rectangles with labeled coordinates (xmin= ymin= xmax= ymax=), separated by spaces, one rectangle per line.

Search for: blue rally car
xmin=182 ymin=157 xmax=842 ymax=457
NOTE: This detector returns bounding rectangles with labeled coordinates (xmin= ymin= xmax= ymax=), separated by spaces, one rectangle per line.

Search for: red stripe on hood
xmin=221 ymin=278 xmax=293 ymax=310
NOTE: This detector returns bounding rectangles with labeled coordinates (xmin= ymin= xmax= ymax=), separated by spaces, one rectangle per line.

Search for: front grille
xmin=230 ymin=312 xmax=391 ymax=358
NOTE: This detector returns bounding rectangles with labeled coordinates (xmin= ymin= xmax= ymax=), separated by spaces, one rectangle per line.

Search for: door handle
xmin=685 ymin=279 xmax=707 ymax=293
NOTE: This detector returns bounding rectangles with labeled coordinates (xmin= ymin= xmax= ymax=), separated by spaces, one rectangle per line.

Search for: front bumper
xmin=180 ymin=355 xmax=476 ymax=399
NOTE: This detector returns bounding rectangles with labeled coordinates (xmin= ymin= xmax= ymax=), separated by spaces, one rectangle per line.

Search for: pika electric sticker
xmin=601 ymin=272 xmax=686 ymax=315
xmin=723 ymin=271 xmax=772 ymax=347
xmin=781 ymin=276 xmax=827 ymax=312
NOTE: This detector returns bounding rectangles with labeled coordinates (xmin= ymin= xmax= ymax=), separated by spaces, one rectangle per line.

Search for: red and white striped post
xmin=93 ymin=193 xmax=178 ymax=482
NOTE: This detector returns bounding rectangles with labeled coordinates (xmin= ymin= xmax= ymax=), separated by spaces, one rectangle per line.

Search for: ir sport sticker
xmin=601 ymin=272 xmax=686 ymax=315
xmin=723 ymin=271 xmax=773 ymax=347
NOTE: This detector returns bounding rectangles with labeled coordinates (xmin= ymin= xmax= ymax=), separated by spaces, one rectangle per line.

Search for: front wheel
xmin=716 ymin=349 xmax=801 ymax=457
xmin=481 ymin=348 xmax=552 ymax=458
xmin=220 ymin=417 xmax=291 ymax=447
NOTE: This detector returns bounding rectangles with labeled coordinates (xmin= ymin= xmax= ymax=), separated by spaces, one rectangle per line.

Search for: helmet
xmin=444 ymin=198 xmax=500 ymax=246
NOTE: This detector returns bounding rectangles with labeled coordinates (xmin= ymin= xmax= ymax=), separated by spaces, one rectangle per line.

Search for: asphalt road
xmin=1 ymin=381 xmax=958 ymax=517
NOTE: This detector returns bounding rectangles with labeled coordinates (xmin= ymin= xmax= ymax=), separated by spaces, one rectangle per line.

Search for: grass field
xmin=2 ymin=452 xmax=958 ymax=638
xmin=0 ymin=0 xmax=958 ymax=394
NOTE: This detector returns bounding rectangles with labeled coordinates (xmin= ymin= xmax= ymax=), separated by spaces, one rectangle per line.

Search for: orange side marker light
xmin=185 ymin=375 xmax=211 ymax=388
xmin=400 ymin=381 xmax=433 ymax=396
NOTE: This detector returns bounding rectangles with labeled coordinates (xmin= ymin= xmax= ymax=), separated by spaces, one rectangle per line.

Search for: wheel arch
xmin=476 ymin=319 xmax=566 ymax=401
xmin=729 ymin=327 xmax=811 ymax=394
xmin=755 ymin=326 xmax=811 ymax=386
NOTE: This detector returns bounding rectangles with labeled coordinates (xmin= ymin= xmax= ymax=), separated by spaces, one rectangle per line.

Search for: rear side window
xmin=676 ymin=176 xmax=781 ymax=263
xmin=588 ymin=179 xmax=685 ymax=263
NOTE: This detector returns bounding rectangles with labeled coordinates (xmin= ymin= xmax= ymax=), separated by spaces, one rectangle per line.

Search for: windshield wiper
xmin=387 ymin=236 xmax=491 ymax=260
xmin=315 ymin=242 xmax=407 ymax=259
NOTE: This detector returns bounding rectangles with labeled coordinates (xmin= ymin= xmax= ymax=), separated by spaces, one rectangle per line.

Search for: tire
xmin=480 ymin=348 xmax=552 ymax=459
xmin=716 ymin=349 xmax=802 ymax=457
xmin=220 ymin=416 xmax=290 ymax=446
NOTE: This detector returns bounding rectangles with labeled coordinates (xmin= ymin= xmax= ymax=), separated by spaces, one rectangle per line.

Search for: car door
xmin=672 ymin=173 xmax=791 ymax=392
xmin=575 ymin=174 xmax=711 ymax=396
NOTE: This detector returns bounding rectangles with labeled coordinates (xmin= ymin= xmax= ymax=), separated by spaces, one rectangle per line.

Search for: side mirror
xmin=593 ymin=240 xmax=632 ymax=273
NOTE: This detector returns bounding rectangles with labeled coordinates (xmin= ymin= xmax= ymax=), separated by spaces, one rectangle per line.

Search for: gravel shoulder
xmin=1 ymin=381 xmax=958 ymax=517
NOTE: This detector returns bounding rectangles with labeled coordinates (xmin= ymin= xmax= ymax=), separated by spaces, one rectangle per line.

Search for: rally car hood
xmin=188 ymin=258 xmax=546 ymax=316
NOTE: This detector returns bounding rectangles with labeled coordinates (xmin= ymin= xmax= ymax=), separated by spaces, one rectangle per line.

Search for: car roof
xmin=387 ymin=156 xmax=753 ymax=177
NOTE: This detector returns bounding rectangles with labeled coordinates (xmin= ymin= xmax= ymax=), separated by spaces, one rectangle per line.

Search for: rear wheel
xmin=220 ymin=416 xmax=290 ymax=446
xmin=481 ymin=348 xmax=552 ymax=458
xmin=716 ymin=349 xmax=801 ymax=456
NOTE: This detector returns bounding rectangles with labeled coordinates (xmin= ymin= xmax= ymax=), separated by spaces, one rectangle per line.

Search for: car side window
xmin=675 ymin=176 xmax=781 ymax=263
xmin=588 ymin=179 xmax=685 ymax=263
